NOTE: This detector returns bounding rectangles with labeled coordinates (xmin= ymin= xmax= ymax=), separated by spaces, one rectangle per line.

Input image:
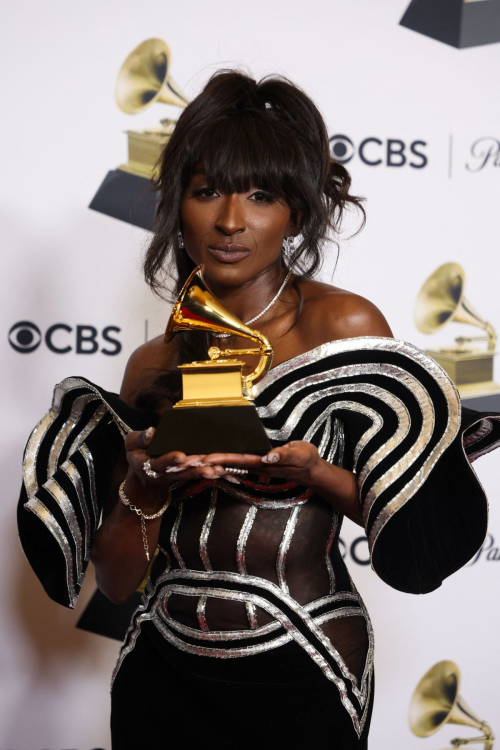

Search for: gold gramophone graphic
xmin=409 ymin=660 xmax=494 ymax=748
xmin=147 ymin=265 xmax=273 ymax=456
xmin=415 ymin=262 xmax=500 ymax=398
xmin=89 ymin=38 xmax=188 ymax=228
xmin=115 ymin=38 xmax=189 ymax=179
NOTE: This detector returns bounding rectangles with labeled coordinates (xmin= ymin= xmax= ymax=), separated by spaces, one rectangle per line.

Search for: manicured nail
xmin=144 ymin=427 xmax=154 ymax=442
xmin=165 ymin=465 xmax=189 ymax=473
xmin=172 ymin=460 xmax=204 ymax=471
xmin=202 ymin=472 xmax=214 ymax=479
xmin=224 ymin=475 xmax=241 ymax=485
xmin=262 ymin=452 xmax=280 ymax=463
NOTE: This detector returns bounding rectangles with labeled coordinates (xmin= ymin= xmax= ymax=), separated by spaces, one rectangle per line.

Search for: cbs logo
xmin=330 ymin=134 xmax=428 ymax=169
xmin=339 ymin=536 xmax=370 ymax=566
xmin=8 ymin=321 xmax=122 ymax=355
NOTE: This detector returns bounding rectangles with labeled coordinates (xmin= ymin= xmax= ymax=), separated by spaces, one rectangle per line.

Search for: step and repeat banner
xmin=1 ymin=1 xmax=499 ymax=748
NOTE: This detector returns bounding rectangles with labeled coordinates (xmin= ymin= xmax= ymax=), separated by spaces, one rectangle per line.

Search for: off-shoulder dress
xmin=18 ymin=338 xmax=500 ymax=749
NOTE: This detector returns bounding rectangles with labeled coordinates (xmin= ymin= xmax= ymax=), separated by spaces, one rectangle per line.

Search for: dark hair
xmin=137 ymin=70 xmax=364 ymax=409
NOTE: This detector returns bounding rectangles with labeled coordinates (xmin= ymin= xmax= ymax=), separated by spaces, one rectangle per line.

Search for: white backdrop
xmin=1 ymin=1 xmax=499 ymax=748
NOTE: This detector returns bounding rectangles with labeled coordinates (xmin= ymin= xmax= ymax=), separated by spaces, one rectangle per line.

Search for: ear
xmin=286 ymin=209 xmax=303 ymax=238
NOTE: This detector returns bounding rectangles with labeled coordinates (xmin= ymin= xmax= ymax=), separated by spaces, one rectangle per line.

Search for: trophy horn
xmin=166 ymin=265 xmax=274 ymax=388
xmin=409 ymin=660 xmax=494 ymax=747
xmin=414 ymin=262 xmax=496 ymax=351
xmin=116 ymin=38 xmax=189 ymax=115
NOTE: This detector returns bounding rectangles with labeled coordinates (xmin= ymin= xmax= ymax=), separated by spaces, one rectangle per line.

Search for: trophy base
xmin=147 ymin=405 xmax=272 ymax=456
xmin=89 ymin=169 xmax=158 ymax=230
xmin=119 ymin=127 xmax=172 ymax=179
xmin=426 ymin=348 xmax=496 ymax=387
xmin=400 ymin=0 xmax=500 ymax=48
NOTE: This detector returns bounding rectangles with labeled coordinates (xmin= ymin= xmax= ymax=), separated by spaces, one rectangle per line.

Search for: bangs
xmin=145 ymin=70 xmax=364 ymax=299
xmin=182 ymin=112 xmax=301 ymax=202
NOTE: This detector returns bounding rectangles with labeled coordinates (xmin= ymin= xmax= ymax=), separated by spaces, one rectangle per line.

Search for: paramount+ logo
xmin=329 ymin=134 xmax=428 ymax=169
xmin=8 ymin=321 xmax=122 ymax=356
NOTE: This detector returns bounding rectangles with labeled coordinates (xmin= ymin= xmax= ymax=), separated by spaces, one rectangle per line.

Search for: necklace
xmin=211 ymin=270 xmax=293 ymax=339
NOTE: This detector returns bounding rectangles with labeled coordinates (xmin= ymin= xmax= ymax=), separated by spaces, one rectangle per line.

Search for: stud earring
xmin=177 ymin=231 xmax=185 ymax=249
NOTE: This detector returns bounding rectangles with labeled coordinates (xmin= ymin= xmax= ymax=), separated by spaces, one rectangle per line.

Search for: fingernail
xmin=224 ymin=475 xmax=241 ymax=485
xmin=144 ymin=427 xmax=154 ymax=441
xmin=202 ymin=472 xmax=214 ymax=479
xmin=165 ymin=466 xmax=189 ymax=473
xmin=172 ymin=460 xmax=203 ymax=471
xmin=262 ymin=452 xmax=280 ymax=463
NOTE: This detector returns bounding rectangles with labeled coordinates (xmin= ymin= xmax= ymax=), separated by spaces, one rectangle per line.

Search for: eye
xmin=329 ymin=134 xmax=355 ymax=164
xmin=249 ymin=190 xmax=275 ymax=203
xmin=8 ymin=321 xmax=42 ymax=353
xmin=192 ymin=187 xmax=219 ymax=199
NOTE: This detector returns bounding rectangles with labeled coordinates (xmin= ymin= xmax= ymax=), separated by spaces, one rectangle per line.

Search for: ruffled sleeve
xmin=17 ymin=377 xmax=142 ymax=608
xmin=253 ymin=337 xmax=500 ymax=595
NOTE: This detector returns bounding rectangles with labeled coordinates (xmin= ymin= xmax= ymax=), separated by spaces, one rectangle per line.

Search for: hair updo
xmin=144 ymin=69 xmax=364 ymax=299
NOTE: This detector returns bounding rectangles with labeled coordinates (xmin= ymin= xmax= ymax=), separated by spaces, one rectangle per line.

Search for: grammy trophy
xmin=147 ymin=266 xmax=273 ymax=456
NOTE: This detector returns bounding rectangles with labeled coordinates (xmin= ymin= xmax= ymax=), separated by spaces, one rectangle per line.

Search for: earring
xmin=177 ymin=231 xmax=185 ymax=249
xmin=283 ymin=236 xmax=294 ymax=257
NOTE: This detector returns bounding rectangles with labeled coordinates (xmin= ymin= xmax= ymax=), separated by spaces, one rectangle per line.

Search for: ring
xmin=143 ymin=458 xmax=160 ymax=479
xmin=224 ymin=467 xmax=249 ymax=476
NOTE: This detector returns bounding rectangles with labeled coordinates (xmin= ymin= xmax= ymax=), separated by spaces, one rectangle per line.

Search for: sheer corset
xmin=158 ymin=483 xmax=369 ymax=677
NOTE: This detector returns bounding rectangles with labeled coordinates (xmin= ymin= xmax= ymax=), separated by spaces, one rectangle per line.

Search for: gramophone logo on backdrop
xmin=89 ymin=38 xmax=188 ymax=232
xmin=400 ymin=0 xmax=500 ymax=48
xmin=414 ymin=262 xmax=500 ymax=399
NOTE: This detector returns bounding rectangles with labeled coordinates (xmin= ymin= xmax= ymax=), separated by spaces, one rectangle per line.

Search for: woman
xmin=18 ymin=72 xmax=500 ymax=749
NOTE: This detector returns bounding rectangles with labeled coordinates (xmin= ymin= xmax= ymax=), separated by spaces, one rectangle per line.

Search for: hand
xmin=124 ymin=427 xmax=228 ymax=492
xmin=202 ymin=441 xmax=323 ymax=486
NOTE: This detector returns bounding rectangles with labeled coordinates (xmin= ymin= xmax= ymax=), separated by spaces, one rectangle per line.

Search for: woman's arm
xmin=91 ymin=340 xmax=225 ymax=604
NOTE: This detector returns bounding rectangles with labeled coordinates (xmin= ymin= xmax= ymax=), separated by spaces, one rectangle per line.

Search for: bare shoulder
xmin=120 ymin=335 xmax=176 ymax=408
xmin=298 ymin=278 xmax=393 ymax=341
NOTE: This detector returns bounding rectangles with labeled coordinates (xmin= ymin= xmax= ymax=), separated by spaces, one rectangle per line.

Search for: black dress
xmin=17 ymin=337 xmax=500 ymax=749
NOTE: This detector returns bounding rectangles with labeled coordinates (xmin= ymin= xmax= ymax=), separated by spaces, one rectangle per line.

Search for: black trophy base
xmin=461 ymin=392 xmax=500 ymax=413
xmin=76 ymin=588 xmax=142 ymax=641
xmin=89 ymin=169 xmax=159 ymax=230
xmin=400 ymin=0 xmax=500 ymax=48
xmin=147 ymin=405 xmax=272 ymax=456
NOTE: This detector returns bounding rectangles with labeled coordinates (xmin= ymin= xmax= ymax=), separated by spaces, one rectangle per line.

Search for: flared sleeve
xmin=253 ymin=337 xmax=500 ymax=595
xmin=17 ymin=377 xmax=141 ymax=608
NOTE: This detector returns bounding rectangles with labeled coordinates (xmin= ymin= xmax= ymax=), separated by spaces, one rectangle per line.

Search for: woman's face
xmin=180 ymin=167 xmax=299 ymax=288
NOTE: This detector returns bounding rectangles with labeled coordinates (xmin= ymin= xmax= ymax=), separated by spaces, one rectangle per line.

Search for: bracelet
xmin=118 ymin=480 xmax=171 ymax=561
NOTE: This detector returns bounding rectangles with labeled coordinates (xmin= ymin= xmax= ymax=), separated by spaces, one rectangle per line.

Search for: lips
xmin=208 ymin=243 xmax=250 ymax=263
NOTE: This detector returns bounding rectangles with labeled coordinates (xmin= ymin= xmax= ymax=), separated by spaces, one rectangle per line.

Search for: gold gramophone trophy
xmin=415 ymin=262 xmax=500 ymax=398
xmin=147 ymin=266 xmax=273 ymax=456
xmin=115 ymin=38 xmax=189 ymax=179
xmin=409 ymin=660 xmax=494 ymax=748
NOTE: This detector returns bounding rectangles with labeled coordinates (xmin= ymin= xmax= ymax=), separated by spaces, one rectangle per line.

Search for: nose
xmin=215 ymin=194 xmax=246 ymax=236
